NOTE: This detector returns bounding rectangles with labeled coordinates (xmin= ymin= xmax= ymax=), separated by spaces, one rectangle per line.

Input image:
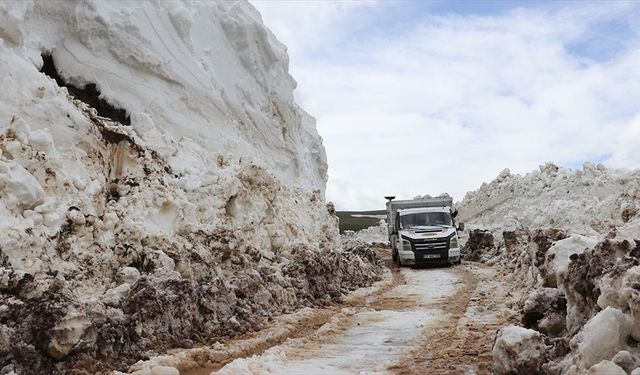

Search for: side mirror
xmin=457 ymin=222 xmax=465 ymax=232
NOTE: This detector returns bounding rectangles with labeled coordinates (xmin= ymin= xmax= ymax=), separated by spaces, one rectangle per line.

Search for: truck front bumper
xmin=400 ymin=247 xmax=461 ymax=266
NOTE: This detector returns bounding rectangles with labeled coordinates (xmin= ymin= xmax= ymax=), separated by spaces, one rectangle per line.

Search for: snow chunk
xmin=0 ymin=325 xmax=11 ymax=356
xmin=522 ymin=288 xmax=566 ymax=336
xmin=612 ymin=350 xmax=640 ymax=373
xmin=28 ymin=129 xmax=55 ymax=153
xmin=576 ymin=307 xmax=632 ymax=369
xmin=597 ymin=265 xmax=640 ymax=311
xmin=143 ymin=250 xmax=178 ymax=278
xmin=616 ymin=219 xmax=640 ymax=242
xmin=46 ymin=312 xmax=91 ymax=360
xmin=103 ymin=283 xmax=131 ymax=307
xmin=586 ymin=360 xmax=626 ymax=375
xmin=66 ymin=208 xmax=86 ymax=226
xmin=0 ymin=161 xmax=44 ymax=209
xmin=493 ymin=325 xmax=547 ymax=375
xmin=118 ymin=267 xmax=141 ymax=285
xmin=546 ymin=235 xmax=599 ymax=288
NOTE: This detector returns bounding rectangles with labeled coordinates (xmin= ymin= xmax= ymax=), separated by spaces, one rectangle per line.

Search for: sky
xmin=251 ymin=0 xmax=640 ymax=210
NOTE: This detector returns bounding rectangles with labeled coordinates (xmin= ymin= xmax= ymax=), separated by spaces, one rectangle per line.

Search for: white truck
xmin=385 ymin=196 xmax=464 ymax=266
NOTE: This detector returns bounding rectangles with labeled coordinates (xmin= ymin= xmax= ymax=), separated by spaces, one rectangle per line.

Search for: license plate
xmin=424 ymin=254 xmax=440 ymax=259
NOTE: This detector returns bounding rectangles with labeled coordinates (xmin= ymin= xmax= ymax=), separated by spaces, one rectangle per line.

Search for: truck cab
xmin=386 ymin=196 xmax=463 ymax=266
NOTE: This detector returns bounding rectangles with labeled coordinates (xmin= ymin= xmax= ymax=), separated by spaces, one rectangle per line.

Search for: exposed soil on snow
xmin=457 ymin=164 xmax=640 ymax=374
xmin=178 ymin=251 xmax=403 ymax=375
xmin=180 ymin=308 xmax=341 ymax=375
xmin=390 ymin=264 xmax=516 ymax=375
xmin=132 ymin=247 xmax=513 ymax=375
xmin=124 ymin=247 xmax=398 ymax=374
xmin=0 ymin=3 xmax=385 ymax=373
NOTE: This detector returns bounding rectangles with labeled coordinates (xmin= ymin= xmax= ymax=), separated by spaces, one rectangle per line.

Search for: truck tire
xmin=390 ymin=234 xmax=399 ymax=266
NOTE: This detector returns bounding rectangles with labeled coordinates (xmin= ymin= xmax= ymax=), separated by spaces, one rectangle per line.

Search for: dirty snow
xmin=215 ymin=268 xmax=459 ymax=374
xmin=492 ymin=325 xmax=546 ymax=375
xmin=2 ymin=0 xmax=639 ymax=373
xmin=0 ymin=1 xmax=380 ymax=373
xmin=459 ymin=163 xmax=640 ymax=374
xmin=217 ymin=310 xmax=433 ymax=375
xmin=342 ymin=220 xmax=389 ymax=246
xmin=458 ymin=163 xmax=640 ymax=236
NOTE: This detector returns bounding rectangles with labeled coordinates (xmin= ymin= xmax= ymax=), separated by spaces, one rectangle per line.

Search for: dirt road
xmin=127 ymin=248 xmax=514 ymax=375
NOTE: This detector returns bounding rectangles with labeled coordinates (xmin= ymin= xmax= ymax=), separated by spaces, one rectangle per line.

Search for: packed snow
xmin=342 ymin=220 xmax=389 ymax=246
xmin=459 ymin=162 xmax=640 ymax=374
xmin=492 ymin=325 xmax=546 ymax=375
xmin=215 ymin=268 xmax=460 ymax=375
xmin=217 ymin=309 xmax=433 ymax=375
xmin=2 ymin=0 xmax=639 ymax=374
xmin=459 ymin=163 xmax=640 ymax=236
xmin=0 ymin=1 xmax=381 ymax=373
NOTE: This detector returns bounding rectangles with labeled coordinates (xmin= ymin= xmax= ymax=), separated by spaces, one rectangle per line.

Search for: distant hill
xmin=336 ymin=210 xmax=386 ymax=233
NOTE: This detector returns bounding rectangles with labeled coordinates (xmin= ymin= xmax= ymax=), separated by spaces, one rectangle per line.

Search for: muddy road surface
xmin=127 ymin=248 xmax=514 ymax=375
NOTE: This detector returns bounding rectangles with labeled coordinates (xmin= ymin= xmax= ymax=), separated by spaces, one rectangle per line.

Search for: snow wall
xmin=0 ymin=1 xmax=380 ymax=373
xmin=458 ymin=163 xmax=640 ymax=375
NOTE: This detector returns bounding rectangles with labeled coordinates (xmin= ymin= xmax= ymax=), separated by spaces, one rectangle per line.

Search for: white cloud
xmin=250 ymin=1 xmax=640 ymax=210
xmin=250 ymin=1 xmax=376 ymax=60
xmin=608 ymin=114 xmax=640 ymax=168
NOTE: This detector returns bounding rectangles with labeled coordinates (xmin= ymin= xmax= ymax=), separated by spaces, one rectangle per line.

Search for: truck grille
xmin=412 ymin=239 xmax=448 ymax=251
xmin=410 ymin=237 xmax=450 ymax=264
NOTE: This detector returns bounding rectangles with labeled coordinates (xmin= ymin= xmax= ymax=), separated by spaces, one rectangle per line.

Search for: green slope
xmin=335 ymin=210 xmax=386 ymax=233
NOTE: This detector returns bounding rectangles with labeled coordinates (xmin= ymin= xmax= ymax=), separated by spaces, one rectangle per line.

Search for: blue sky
xmin=252 ymin=0 xmax=640 ymax=210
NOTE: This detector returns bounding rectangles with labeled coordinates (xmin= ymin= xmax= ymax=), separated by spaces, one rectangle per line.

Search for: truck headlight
xmin=450 ymin=236 xmax=459 ymax=248
xmin=402 ymin=240 xmax=412 ymax=251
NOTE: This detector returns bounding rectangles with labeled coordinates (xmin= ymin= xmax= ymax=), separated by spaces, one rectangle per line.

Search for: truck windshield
xmin=400 ymin=212 xmax=452 ymax=228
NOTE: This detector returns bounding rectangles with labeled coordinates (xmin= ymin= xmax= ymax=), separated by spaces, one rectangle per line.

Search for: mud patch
xmin=390 ymin=264 xmax=516 ymax=375
xmin=198 ymin=254 xmax=463 ymax=375
xmin=463 ymin=230 xmax=496 ymax=261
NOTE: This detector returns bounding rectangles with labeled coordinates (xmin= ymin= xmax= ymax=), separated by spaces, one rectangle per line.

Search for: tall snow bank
xmin=0 ymin=0 xmax=327 ymax=191
xmin=459 ymin=163 xmax=640 ymax=374
xmin=0 ymin=1 xmax=380 ymax=374
xmin=458 ymin=163 xmax=640 ymax=236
